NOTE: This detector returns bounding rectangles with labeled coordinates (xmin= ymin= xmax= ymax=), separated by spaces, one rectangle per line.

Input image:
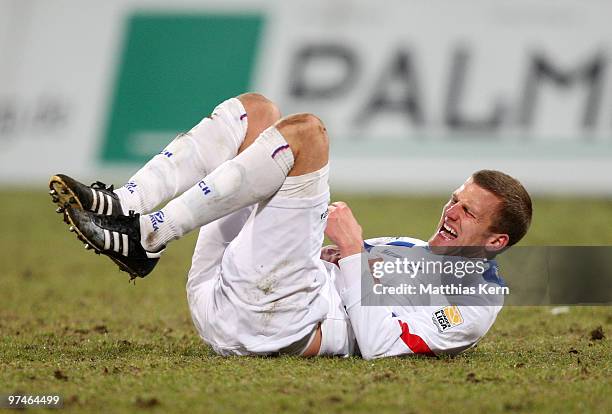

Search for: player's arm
xmin=324 ymin=202 xmax=402 ymax=358
xmin=324 ymin=202 xmax=364 ymax=258
xmin=324 ymin=203 xmax=492 ymax=359
xmin=337 ymin=267 xmax=491 ymax=359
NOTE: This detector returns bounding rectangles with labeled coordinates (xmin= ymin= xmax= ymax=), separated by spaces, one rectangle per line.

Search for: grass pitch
xmin=0 ymin=190 xmax=610 ymax=413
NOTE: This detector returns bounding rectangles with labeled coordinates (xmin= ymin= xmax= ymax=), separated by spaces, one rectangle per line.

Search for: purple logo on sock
xmin=150 ymin=211 xmax=165 ymax=231
xmin=160 ymin=150 xmax=173 ymax=158
xmin=240 ymin=113 xmax=247 ymax=121
xmin=124 ymin=182 xmax=138 ymax=194
xmin=198 ymin=180 xmax=212 ymax=196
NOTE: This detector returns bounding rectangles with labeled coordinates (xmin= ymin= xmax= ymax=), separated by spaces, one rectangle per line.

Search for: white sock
xmin=139 ymin=126 xmax=294 ymax=252
xmin=114 ymin=98 xmax=248 ymax=214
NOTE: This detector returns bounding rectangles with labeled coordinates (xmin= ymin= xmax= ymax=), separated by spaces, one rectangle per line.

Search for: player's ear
xmin=486 ymin=233 xmax=509 ymax=253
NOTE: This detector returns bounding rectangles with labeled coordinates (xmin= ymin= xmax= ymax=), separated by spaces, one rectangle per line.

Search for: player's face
xmin=428 ymin=178 xmax=509 ymax=254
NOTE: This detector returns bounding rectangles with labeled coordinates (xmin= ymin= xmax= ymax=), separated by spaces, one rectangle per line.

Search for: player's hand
xmin=324 ymin=202 xmax=364 ymax=258
xmin=320 ymin=245 xmax=342 ymax=265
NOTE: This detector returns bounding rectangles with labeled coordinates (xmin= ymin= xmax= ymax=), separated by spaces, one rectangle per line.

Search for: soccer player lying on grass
xmin=49 ymin=93 xmax=531 ymax=359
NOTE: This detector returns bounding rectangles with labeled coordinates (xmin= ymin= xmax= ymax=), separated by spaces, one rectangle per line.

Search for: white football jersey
xmin=333 ymin=237 xmax=504 ymax=359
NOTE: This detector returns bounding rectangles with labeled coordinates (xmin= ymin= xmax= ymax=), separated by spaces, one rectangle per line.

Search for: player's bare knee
xmin=276 ymin=113 xmax=329 ymax=156
xmin=276 ymin=113 xmax=329 ymax=175
xmin=236 ymin=93 xmax=281 ymax=153
xmin=238 ymin=93 xmax=281 ymax=126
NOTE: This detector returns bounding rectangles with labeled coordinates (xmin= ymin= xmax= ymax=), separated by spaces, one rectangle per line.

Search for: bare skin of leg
xmin=237 ymin=94 xmax=330 ymax=177
xmin=237 ymin=92 xmax=282 ymax=152
xmin=236 ymin=94 xmax=328 ymax=356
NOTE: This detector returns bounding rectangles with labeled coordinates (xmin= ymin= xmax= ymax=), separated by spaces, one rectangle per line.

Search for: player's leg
xmin=187 ymin=114 xmax=334 ymax=355
xmin=185 ymin=114 xmax=329 ymax=302
xmin=186 ymin=115 xmax=329 ymax=347
xmin=49 ymin=93 xmax=279 ymax=216
xmin=185 ymin=204 xmax=255 ymax=344
xmin=62 ymin=112 xmax=327 ymax=278
xmin=137 ymin=113 xmax=328 ymax=253
xmin=113 ymin=93 xmax=281 ymax=214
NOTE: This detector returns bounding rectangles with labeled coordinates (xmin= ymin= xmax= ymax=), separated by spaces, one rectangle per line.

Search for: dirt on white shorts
xmin=186 ymin=165 xmax=354 ymax=356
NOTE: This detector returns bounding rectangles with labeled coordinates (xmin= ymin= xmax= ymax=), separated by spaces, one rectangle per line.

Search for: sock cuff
xmin=212 ymin=97 xmax=249 ymax=151
xmin=114 ymin=186 xmax=145 ymax=215
xmin=140 ymin=208 xmax=183 ymax=252
xmin=258 ymin=126 xmax=295 ymax=175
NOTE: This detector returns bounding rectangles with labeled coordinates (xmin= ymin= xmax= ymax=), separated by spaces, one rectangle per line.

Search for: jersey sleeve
xmin=337 ymin=254 xmax=498 ymax=360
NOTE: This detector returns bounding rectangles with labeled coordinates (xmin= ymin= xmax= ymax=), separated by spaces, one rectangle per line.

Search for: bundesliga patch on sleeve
xmin=432 ymin=306 xmax=464 ymax=332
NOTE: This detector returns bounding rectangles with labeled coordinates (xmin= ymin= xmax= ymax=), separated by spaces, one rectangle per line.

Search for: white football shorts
xmin=186 ymin=162 xmax=353 ymax=356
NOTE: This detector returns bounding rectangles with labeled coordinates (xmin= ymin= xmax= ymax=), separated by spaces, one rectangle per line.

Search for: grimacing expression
xmin=428 ymin=178 xmax=509 ymax=252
